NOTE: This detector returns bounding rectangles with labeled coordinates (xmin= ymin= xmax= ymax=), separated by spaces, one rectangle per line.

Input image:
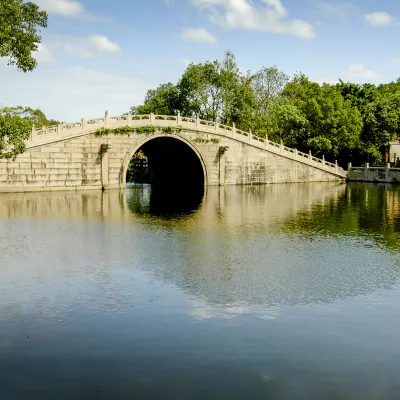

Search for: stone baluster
xmin=105 ymin=110 xmax=109 ymax=128
xmin=385 ymin=163 xmax=390 ymax=181
xmin=150 ymin=113 xmax=155 ymax=125
xmin=335 ymin=160 xmax=338 ymax=173
xmin=294 ymin=149 xmax=298 ymax=158
xmin=249 ymin=129 xmax=252 ymax=141
xmin=215 ymin=120 xmax=218 ymax=132
xmin=322 ymin=155 xmax=325 ymax=166
xmin=177 ymin=110 xmax=181 ymax=126
xmin=280 ymin=140 xmax=284 ymax=153
xmin=364 ymin=162 xmax=369 ymax=180
xmin=127 ymin=113 xmax=132 ymax=126
xmin=265 ymin=134 xmax=268 ymax=148
xmin=232 ymin=122 xmax=236 ymax=136
xmin=196 ymin=116 xmax=200 ymax=129
xmin=309 ymin=150 xmax=312 ymax=164
xmin=81 ymin=118 xmax=86 ymax=131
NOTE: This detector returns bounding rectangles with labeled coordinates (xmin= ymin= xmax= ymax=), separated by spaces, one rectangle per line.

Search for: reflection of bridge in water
xmin=1 ymin=183 xmax=399 ymax=314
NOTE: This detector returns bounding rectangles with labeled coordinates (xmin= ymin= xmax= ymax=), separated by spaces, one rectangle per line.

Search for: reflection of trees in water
xmin=124 ymin=183 xmax=400 ymax=311
xmin=277 ymin=183 xmax=400 ymax=252
xmin=1 ymin=183 xmax=400 ymax=313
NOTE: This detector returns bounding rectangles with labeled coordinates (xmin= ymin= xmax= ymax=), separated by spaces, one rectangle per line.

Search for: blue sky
xmin=0 ymin=0 xmax=399 ymax=121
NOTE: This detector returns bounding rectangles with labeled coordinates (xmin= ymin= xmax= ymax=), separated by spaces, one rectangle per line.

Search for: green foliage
xmin=0 ymin=106 xmax=58 ymax=159
xmin=361 ymin=92 xmax=400 ymax=162
xmin=279 ymin=75 xmax=362 ymax=159
xmin=0 ymin=111 xmax=32 ymax=159
xmin=95 ymin=125 xmax=182 ymax=137
xmin=193 ymin=137 xmax=220 ymax=144
xmin=0 ymin=0 xmax=48 ymax=72
xmin=127 ymin=150 xmax=147 ymax=183
xmin=1 ymin=106 xmax=59 ymax=128
xmin=129 ymin=50 xmax=400 ymax=165
xmin=266 ymin=102 xmax=307 ymax=147
xmin=130 ymin=83 xmax=180 ymax=115
xmin=251 ymin=66 xmax=289 ymax=135
xmin=178 ymin=50 xmax=254 ymax=130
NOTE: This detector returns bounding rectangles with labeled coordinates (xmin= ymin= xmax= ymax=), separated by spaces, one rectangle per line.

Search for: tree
xmin=127 ymin=50 xmax=400 ymax=166
xmin=1 ymin=106 xmax=59 ymax=127
xmin=0 ymin=1 xmax=48 ymax=159
xmin=130 ymin=83 xmax=180 ymax=116
xmin=250 ymin=66 xmax=289 ymax=136
xmin=0 ymin=0 xmax=48 ymax=72
xmin=252 ymin=66 xmax=289 ymax=114
xmin=362 ymin=92 xmax=400 ymax=162
xmin=178 ymin=50 xmax=255 ymax=129
xmin=280 ymin=74 xmax=362 ymax=160
xmin=267 ymin=102 xmax=307 ymax=146
xmin=0 ymin=111 xmax=32 ymax=159
xmin=178 ymin=59 xmax=225 ymax=121
xmin=334 ymin=80 xmax=400 ymax=162
xmin=0 ymin=106 xmax=58 ymax=159
xmin=333 ymin=81 xmax=377 ymax=113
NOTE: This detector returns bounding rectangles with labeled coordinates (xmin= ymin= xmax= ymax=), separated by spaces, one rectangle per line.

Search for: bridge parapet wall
xmin=348 ymin=163 xmax=400 ymax=183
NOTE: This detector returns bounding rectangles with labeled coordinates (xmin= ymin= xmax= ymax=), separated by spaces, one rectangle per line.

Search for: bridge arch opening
xmin=124 ymin=136 xmax=207 ymax=192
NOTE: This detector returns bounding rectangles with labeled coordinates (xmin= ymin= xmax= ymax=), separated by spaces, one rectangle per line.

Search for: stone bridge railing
xmin=28 ymin=112 xmax=347 ymax=178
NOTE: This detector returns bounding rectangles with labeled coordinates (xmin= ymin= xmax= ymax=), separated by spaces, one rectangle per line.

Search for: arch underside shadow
xmin=122 ymin=135 xmax=208 ymax=190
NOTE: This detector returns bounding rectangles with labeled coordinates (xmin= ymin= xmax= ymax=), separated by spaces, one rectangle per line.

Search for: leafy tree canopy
xmin=0 ymin=106 xmax=58 ymax=159
xmin=0 ymin=0 xmax=48 ymax=72
xmin=130 ymin=51 xmax=400 ymax=165
xmin=130 ymin=83 xmax=180 ymax=116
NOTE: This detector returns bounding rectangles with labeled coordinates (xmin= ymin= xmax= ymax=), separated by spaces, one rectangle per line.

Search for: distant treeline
xmin=130 ymin=51 xmax=400 ymax=165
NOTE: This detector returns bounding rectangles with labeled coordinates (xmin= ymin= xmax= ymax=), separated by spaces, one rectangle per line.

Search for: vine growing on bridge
xmin=193 ymin=137 xmax=220 ymax=144
xmin=95 ymin=125 xmax=183 ymax=137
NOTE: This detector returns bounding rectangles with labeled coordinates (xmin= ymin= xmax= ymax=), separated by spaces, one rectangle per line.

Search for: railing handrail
xmin=29 ymin=113 xmax=346 ymax=177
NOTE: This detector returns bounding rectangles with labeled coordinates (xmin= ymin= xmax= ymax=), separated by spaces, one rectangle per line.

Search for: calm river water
xmin=1 ymin=183 xmax=400 ymax=399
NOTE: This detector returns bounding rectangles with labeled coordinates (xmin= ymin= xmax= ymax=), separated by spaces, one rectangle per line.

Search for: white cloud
xmin=191 ymin=0 xmax=316 ymax=38
xmin=317 ymin=2 xmax=358 ymax=22
xmin=365 ymin=12 xmax=393 ymax=26
xmin=35 ymin=0 xmax=84 ymax=17
xmin=344 ymin=64 xmax=377 ymax=79
xmin=0 ymin=67 xmax=154 ymax=121
xmin=35 ymin=0 xmax=103 ymax=20
xmin=64 ymin=43 xmax=93 ymax=59
xmin=57 ymin=35 xmax=122 ymax=59
xmin=89 ymin=35 xmax=121 ymax=53
xmin=182 ymin=28 xmax=217 ymax=43
xmin=33 ymin=44 xmax=54 ymax=64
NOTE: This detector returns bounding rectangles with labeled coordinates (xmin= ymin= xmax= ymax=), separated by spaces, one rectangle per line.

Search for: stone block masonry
xmin=0 ymin=113 xmax=346 ymax=193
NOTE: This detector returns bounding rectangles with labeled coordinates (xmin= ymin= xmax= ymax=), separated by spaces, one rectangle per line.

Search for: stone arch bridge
xmin=0 ymin=113 xmax=346 ymax=192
